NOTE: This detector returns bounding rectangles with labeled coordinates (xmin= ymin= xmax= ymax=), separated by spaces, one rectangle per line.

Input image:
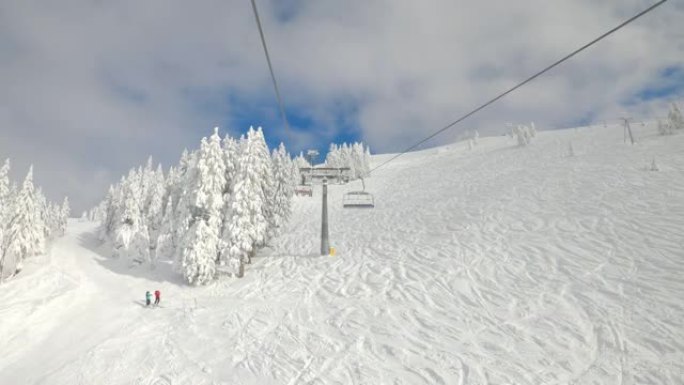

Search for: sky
xmin=1 ymin=0 xmax=683 ymax=213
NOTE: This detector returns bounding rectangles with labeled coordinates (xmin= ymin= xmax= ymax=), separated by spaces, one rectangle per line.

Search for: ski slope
xmin=1 ymin=123 xmax=683 ymax=384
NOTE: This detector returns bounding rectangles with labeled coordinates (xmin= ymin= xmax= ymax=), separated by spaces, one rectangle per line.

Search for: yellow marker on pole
xmin=329 ymin=247 xmax=336 ymax=256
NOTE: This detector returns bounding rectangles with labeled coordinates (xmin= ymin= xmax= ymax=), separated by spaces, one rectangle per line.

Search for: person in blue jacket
xmin=145 ymin=291 xmax=152 ymax=307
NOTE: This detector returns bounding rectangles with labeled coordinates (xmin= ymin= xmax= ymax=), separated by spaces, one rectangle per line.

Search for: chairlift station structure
xmin=299 ymin=166 xmax=375 ymax=255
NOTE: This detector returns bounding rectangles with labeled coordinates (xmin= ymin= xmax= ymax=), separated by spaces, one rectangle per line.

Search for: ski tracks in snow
xmin=2 ymin=125 xmax=683 ymax=384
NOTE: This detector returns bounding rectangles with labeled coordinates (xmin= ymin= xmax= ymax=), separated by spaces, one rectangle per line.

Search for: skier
xmin=145 ymin=291 xmax=152 ymax=307
xmin=154 ymin=290 xmax=161 ymax=306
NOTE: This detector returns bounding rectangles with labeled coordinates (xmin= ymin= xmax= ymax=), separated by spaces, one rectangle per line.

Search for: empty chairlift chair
xmin=343 ymin=178 xmax=375 ymax=208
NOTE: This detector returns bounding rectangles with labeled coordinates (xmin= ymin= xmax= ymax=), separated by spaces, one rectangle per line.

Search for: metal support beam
xmin=321 ymin=179 xmax=330 ymax=255
xmin=622 ymin=117 xmax=635 ymax=145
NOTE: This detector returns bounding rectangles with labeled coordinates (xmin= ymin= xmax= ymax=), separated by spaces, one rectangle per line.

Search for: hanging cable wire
xmin=250 ymin=0 xmax=291 ymax=132
xmin=370 ymin=0 xmax=667 ymax=174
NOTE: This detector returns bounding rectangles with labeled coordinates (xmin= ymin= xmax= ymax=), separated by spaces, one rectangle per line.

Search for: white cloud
xmin=1 ymin=0 xmax=682 ymax=211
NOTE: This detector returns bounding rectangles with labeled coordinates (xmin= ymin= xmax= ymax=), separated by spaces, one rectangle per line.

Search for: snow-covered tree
xmin=179 ymin=218 xmax=218 ymax=284
xmin=5 ymin=167 xmax=45 ymax=262
xmin=218 ymin=134 xmax=239 ymax=257
xmin=657 ymin=119 xmax=673 ymax=136
xmin=668 ymin=103 xmax=683 ymax=131
xmin=91 ymin=125 xmax=297 ymax=281
xmin=0 ymin=159 xmax=10 ymax=222
xmin=100 ymin=184 xmax=121 ymax=241
xmin=352 ymin=143 xmax=366 ymax=179
xmin=140 ymin=157 xmax=155 ymax=214
xmin=220 ymin=127 xmax=272 ymax=274
xmin=113 ymin=177 xmax=149 ymax=265
xmin=60 ymin=197 xmax=70 ymax=236
xmin=222 ymin=134 xmax=239 ymax=194
xmin=341 ymin=143 xmax=354 ymax=178
xmin=177 ymin=128 xmax=226 ymax=284
xmin=0 ymin=159 xmax=12 ymax=279
xmin=295 ymin=151 xmax=310 ymax=169
xmin=514 ymin=125 xmax=532 ymax=147
xmin=0 ymin=227 xmax=5 ymax=280
xmin=325 ymin=143 xmax=341 ymax=168
xmin=270 ymin=143 xmax=294 ymax=238
xmin=290 ymin=155 xmax=302 ymax=188
xmin=195 ymin=128 xmax=228 ymax=219
xmin=155 ymin=197 xmax=175 ymax=263
xmin=172 ymin=150 xmax=197 ymax=269
xmin=146 ymin=164 xmax=165 ymax=253
xmin=0 ymin=163 xmax=64 ymax=281
xmin=35 ymin=188 xmax=51 ymax=241
xmin=323 ymin=142 xmax=371 ymax=180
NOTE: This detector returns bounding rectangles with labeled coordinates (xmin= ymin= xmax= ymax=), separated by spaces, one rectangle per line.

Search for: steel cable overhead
xmin=370 ymin=0 xmax=668 ymax=174
xmin=250 ymin=0 xmax=291 ymax=132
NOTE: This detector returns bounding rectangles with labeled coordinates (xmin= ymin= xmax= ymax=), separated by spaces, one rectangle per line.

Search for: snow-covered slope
xmin=1 ymin=123 xmax=683 ymax=384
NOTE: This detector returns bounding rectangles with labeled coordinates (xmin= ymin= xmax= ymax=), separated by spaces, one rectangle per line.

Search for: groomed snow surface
xmin=1 ymin=123 xmax=683 ymax=384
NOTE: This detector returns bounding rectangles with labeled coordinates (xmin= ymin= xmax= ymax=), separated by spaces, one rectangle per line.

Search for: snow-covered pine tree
xmin=293 ymin=152 xmax=310 ymax=185
xmin=196 ymin=129 xmax=226 ymax=229
xmin=341 ymin=143 xmax=355 ymax=178
xmin=668 ymin=103 xmax=683 ymax=131
xmin=220 ymin=127 xmax=271 ymax=275
xmin=36 ymin=188 xmax=52 ymax=241
xmin=223 ymin=134 xmax=239 ymax=197
xmin=162 ymin=166 xmax=177 ymax=212
xmin=114 ymin=175 xmax=150 ymax=265
xmin=179 ymin=217 xmax=218 ymax=284
xmin=140 ymin=157 xmax=155 ymax=215
xmin=48 ymin=198 xmax=59 ymax=237
xmin=178 ymin=128 xmax=226 ymax=284
xmin=218 ymin=134 xmax=239 ymax=261
xmin=146 ymin=164 xmax=165 ymax=255
xmin=270 ymin=143 xmax=293 ymax=238
xmin=5 ymin=166 xmax=46 ymax=265
xmin=113 ymin=179 xmax=137 ymax=255
xmin=295 ymin=151 xmax=311 ymax=169
xmin=100 ymin=184 xmax=121 ymax=241
xmin=0 ymin=227 xmax=4 ymax=280
xmin=515 ymin=125 xmax=530 ymax=147
xmin=325 ymin=143 xmax=340 ymax=168
xmin=0 ymin=159 xmax=11 ymax=280
xmin=60 ymin=197 xmax=70 ymax=236
xmin=253 ymin=127 xmax=275 ymax=248
xmin=0 ymin=159 xmax=10 ymax=222
xmin=155 ymin=197 xmax=175 ymax=262
xmin=290 ymin=154 xmax=302 ymax=188
xmin=172 ymin=194 xmax=192 ymax=271
xmin=287 ymin=151 xmax=298 ymax=193
xmin=172 ymin=150 xmax=197 ymax=270
xmin=352 ymin=143 xmax=365 ymax=179
xmin=657 ymin=119 xmax=673 ymax=136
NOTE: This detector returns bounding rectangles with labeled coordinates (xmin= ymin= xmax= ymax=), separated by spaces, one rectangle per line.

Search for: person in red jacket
xmin=154 ymin=290 xmax=161 ymax=306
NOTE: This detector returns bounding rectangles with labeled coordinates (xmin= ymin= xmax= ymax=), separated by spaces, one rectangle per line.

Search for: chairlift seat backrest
xmin=343 ymin=191 xmax=375 ymax=208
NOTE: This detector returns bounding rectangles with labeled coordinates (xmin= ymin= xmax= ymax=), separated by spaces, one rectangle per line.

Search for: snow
xmin=1 ymin=122 xmax=684 ymax=384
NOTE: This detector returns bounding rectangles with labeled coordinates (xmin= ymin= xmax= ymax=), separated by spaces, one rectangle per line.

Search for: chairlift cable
xmin=250 ymin=0 xmax=291 ymax=132
xmin=369 ymin=0 xmax=667 ymax=175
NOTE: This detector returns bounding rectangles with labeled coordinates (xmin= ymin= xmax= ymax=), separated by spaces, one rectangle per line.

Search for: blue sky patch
xmin=627 ymin=65 xmax=684 ymax=104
